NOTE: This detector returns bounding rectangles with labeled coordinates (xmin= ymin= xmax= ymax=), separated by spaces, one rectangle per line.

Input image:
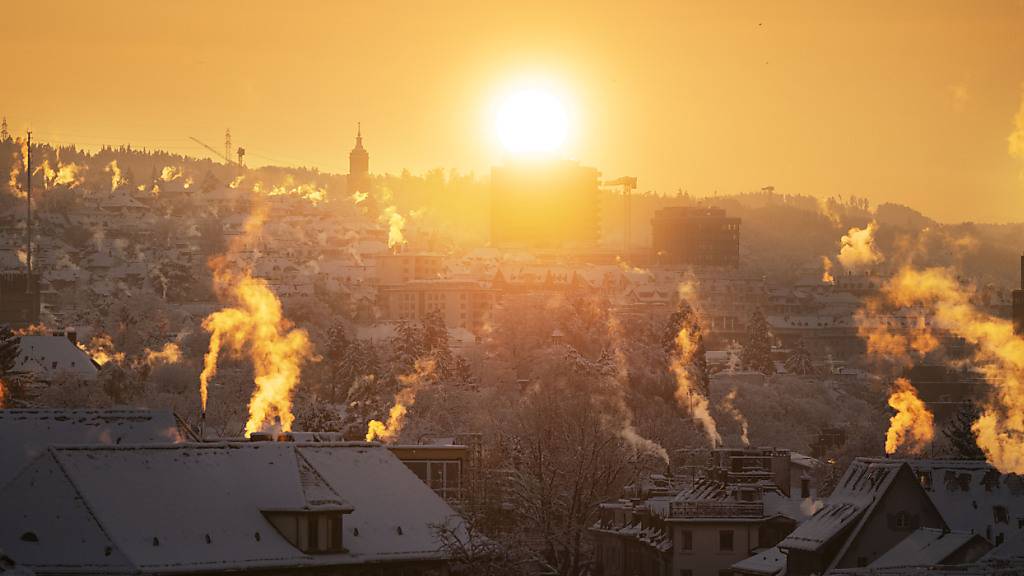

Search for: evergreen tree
xmin=742 ymin=309 xmax=775 ymax=375
xmin=421 ymin=309 xmax=454 ymax=379
xmin=943 ymin=401 xmax=987 ymax=460
xmin=391 ymin=320 xmax=425 ymax=368
xmin=784 ymin=340 xmax=816 ymax=375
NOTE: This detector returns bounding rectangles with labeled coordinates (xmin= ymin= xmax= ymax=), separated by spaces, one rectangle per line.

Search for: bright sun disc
xmin=495 ymin=89 xmax=568 ymax=155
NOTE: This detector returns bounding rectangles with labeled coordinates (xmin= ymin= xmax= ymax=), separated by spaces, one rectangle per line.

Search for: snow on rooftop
xmin=778 ymin=460 xmax=905 ymax=552
xmin=868 ymin=528 xmax=985 ymax=569
xmin=0 ymin=442 xmax=462 ymax=573
xmin=732 ymin=545 xmax=787 ymax=576
xmin=0 ymin=409 xmax=186 ymax=488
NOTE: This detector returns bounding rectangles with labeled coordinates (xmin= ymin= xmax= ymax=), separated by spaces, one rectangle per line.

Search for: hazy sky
xmin=3 ymin=0 xmax=1023 ymax=222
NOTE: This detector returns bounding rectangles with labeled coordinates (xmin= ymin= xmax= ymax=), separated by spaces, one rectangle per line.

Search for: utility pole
xmin=25 ymin=130 xmax=32 ymax=292
xmin=225 ymin=129 xmax=232 ymax=165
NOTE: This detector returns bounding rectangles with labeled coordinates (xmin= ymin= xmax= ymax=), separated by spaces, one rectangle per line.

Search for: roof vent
xmin=396 ymin=526 xmax=403 ymax=535
xmin=152 ymin=537 xmax=160 ymax=546
xmin=20 ymin=532 xmax=38 ymax=543
xmin=205 ymin=534 xmax=212 ymax=544
xmin=254 ymin=531 xmax=261 ymax=541
xmin=353 ymin=527 xmax=359 ymax=536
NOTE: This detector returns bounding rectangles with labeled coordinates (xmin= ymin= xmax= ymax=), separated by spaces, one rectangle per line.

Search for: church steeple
xmin=348 ymin=123 xmax=370 ymax=192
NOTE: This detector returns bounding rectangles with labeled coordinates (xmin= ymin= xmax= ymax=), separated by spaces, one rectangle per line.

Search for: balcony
xmin=668 ymin=500 xmax=764 ymax=519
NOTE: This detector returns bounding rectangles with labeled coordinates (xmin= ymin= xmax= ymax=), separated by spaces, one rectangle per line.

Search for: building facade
xmin=651 ymin=207 xmax=740 ymax=267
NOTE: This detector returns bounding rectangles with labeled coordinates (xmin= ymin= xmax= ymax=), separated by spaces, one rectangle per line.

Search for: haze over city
xmin=1 ymin=3 xmax=1024 ymax=576
xmin=4 ymin=1 xmax=1024 ymax=222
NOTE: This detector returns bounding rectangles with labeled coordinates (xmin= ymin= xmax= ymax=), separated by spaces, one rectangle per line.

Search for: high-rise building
xmin=651 ymin=207 xmax=741 ymax=267
xmin=347 ymin=123 xmax=370 ymax=194
xmin=1013 ymin=254 xmax=1024 ymax=336
xmin=490 ymin=160 xmax=600 ymax=249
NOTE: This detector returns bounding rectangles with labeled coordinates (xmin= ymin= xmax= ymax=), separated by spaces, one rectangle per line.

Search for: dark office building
xmin=0 ymin=272 xmax=39 ymax=328
xmin=490 ymin=159 xmax=600 ymax=249
xmin=1014 ymin=254 xmax=1024 ymax=336
xmin=651 ymin=207 xmax=740 ymax=267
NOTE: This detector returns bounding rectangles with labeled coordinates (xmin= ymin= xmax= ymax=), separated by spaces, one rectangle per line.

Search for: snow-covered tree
xmin=784 ymin=340 xmax=816 ymax=375
xmin=741 ymin=309 xmax=775 ymax=375
xmin=942 ymin=401 xmax=986 ymax=460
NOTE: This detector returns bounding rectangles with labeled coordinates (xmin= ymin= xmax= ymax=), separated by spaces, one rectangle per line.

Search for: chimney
xmin=65 ymin=328 xmax=77 ymax=345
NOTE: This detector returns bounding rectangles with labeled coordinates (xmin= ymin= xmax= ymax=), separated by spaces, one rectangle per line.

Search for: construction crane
xmin=603 ymin=176 xmax=638 ymax=254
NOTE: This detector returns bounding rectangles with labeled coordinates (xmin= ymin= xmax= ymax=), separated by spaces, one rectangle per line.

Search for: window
xmin=895 ymin=511 xmax=910 ymax=530
xmin=994 ymin=506 xmax=1009 ymax=524
xmin=719 ymin=530 xmax=734 ymax=552
xmin=679 ymin=529 xmax=693 ymax=551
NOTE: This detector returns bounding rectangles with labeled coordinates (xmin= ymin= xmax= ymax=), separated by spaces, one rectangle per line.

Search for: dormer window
xmin=263 ymin=510 xmax=347 ymax=554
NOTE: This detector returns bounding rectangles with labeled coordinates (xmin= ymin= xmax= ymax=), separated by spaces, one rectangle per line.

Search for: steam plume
xmin=885 ymin=377 xmax=934 ymax=454
xmin=838 ymin=221 xmax=883 ymax=271
xmin=381 ymin=206 xmax=407 ymax=251
xmin=879 ymin=267 xmax=1024 ymax=472
xmin=821 ymin=256 xmax=835 ymax=284
xmin=106 ymin=160 xmax=125 ymax=191
xmin=670 ymin=326 xmax=721 ymax=447
xmin=143 ymin=343 xmax=182 ymax=367
xmin=366 ymin=358 xmax=436 ymax=442
xmin=199 ymin=206 xmax=314 ymax=435
xmin=78 ymin=334 xmax=124 ymax=366
xmin=721 ymin=388 xmax=750 ymax=446
xmin=606 ymin=317 xmax=670 ymax=463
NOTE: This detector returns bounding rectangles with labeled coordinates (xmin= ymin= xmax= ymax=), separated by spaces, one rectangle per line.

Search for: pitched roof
xmin=868 ymin=528 xmax=989 ymax=569
xmin=778 ymin=460 xmax=907 ymax=552
xmin=14 ymin=334 xmax=99 ymax=381
xmin=0 ymin=409 xmax=187 ymax=488
xmin=0 ymin=442 xmax=462 ymax=574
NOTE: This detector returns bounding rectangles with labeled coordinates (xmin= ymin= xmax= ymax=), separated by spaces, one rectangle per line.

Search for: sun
xmin=495 ymin=88 xmax=569 ymax=155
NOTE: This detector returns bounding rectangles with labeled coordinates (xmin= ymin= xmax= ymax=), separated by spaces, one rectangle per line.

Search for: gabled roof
xmin=0 ymin=409 xmax=187 ymax=488
xmin=778 ymin=460 xmax=907 ymax=552
xmin=14 ymin=334 xmax=99 ymax=380
xmin=0 ymin=442 xmax=462 ymax=574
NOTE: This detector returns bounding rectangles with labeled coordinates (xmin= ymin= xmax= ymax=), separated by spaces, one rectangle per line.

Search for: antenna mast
xmin=225 ymin=129 xmax=232 ymax=165
xmin=25 ymin=130 xmax=32 ymax=291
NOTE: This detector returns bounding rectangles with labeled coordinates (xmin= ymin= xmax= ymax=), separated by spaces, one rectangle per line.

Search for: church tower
xmin=348 ymin=123 xmax=369 ymax=193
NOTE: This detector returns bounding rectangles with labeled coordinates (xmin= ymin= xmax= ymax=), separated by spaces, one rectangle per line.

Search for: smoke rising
xmin=199 ymin=206 xmax=315 ymax=436
xmin=838 ymin=221 xmax=883 ymax=271
xmin=885 ymin=376 xmax=935 ymax=454
xmin=366 ymin=357 xmax=436 ymax=442
xmin=670 ymin=326 xmax=721 ymax=447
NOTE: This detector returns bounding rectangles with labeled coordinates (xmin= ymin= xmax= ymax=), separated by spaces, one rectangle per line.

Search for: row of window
xmin=678 ymin=529 xmax=734 ymax=553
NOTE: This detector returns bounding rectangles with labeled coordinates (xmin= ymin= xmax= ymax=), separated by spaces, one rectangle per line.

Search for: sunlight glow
xmin=495 ymin=88 xmax=568 ymax=155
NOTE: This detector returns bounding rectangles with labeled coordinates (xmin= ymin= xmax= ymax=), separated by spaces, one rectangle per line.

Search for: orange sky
xmin=2 ymin=0 xmax=1023 ymax=222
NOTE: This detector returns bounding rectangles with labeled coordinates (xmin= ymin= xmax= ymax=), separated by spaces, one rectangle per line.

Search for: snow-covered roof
xmin=868 ymin=528 xmax=987 ymax=569
xmin=778 ymin=460 xmax=906 ymax=552
xmin=0 ymin=409 xmax=187 ymax=488
xmin=899 ymin=459 xmax=1024 ymax=539
xmin=13 ymin=334 xmax=99 ymax=381
xmin=732 ymin=545 xmax=787 ymax=576
xmin=0 ymin=442 xmax=462 ymax=574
